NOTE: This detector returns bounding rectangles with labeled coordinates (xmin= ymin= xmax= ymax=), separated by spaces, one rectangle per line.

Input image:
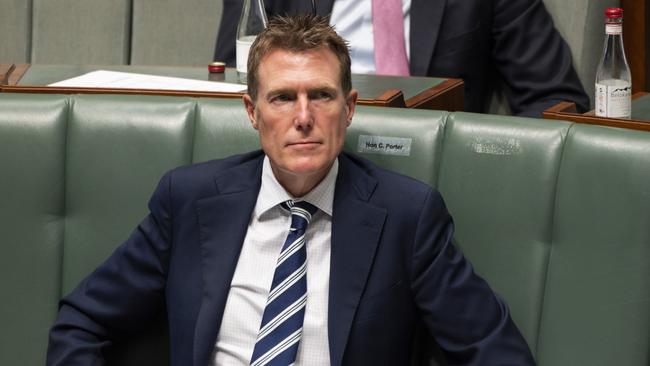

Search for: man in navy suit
xmin=48 ymin=15 xmax=535 ymax=365
xmin=215 ymin=0 xmax=589 ymax=117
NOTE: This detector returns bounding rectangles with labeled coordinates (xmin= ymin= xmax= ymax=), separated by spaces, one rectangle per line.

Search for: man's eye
xmin=271 ymin=94 xmax=291 ymax=103
xmin=314 ymin=91 xmax=333 ymax=100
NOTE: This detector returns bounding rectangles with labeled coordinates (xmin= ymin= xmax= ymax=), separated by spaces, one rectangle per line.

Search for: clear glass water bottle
xmin=236 ymin=0 xmax=268 ymax=83
xmin=595 ymin=7 xmax=632 ymax=119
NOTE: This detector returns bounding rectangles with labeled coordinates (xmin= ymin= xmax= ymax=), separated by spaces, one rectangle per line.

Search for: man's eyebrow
xmin=265 ymin=88 xmax=296 ymax=98
xmin=265 ymin=86 xmax=339 ymax=97
xmin=310 ymin=86 xmax=338 ymax=92
xmin=307 ymin=86 xmax=339 ymax=95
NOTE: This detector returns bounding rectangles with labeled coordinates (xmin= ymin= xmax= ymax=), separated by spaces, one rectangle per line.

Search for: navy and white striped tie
xmin=250 ymin=200 xmax=318 ymax=366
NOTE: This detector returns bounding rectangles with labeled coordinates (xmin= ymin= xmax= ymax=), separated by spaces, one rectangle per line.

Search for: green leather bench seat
xmin=0 ymin=93 xmax=648 ymax=365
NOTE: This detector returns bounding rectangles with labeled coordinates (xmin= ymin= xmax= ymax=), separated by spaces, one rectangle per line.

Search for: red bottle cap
xmin=208 ymin=61 xmax=226 ymax=73
xmin=605 ymin=7 xmax=623 ymax=19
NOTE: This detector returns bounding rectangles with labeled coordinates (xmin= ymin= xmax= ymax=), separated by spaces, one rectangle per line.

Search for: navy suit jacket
xmin=48 ymin=151 xmax=534 ymax=365
xmin=215 ymin=0 xmax=589 ymax=117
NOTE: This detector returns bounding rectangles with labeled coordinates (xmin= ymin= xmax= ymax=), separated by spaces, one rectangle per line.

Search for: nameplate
xmin=357 ymin=135 xmax=412 ymax=156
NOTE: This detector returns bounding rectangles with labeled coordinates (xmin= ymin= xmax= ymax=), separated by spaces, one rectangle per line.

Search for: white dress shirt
xmin=211 ymin=156 xmax=337 ymax=366
xmin=330 ymin=0 xmax=411 ymax=74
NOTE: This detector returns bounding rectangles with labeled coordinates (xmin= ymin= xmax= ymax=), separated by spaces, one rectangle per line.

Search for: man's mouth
xmin=287 ymin=141 xmax=321 ymax=150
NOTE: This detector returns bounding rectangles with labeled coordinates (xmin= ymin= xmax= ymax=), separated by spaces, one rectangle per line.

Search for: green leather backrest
xmin=62 ymin=95 xmax=197 ymax=293
xmin=0 ymin=93 xmax=648 ymax=366
xmin=438 ymin=113 xmax=571 ymax=354
xmin=0 ymin=94 xmax=68 ymax=365
xmin=537 ymin=124 xmax=650 ymax=365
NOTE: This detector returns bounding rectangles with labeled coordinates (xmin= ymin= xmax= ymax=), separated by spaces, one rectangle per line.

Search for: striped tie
xmin=250 ymin=200 xmax=318 ymax=366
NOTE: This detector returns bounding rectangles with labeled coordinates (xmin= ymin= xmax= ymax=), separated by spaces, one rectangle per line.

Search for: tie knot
xmin=281 ymin=200 xmax=318 ymax=230
xmin=290 ymin=200 xmax=318 ymax=215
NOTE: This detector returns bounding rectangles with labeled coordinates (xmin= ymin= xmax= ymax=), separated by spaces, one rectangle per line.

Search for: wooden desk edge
xmin=2 ymin=63 xmax=29 ymax=86
xmin=543 ymin=93 xmax=650 ymax=132
xmin=405 ymin=78 xmax=464 ymax=111
xmin=0 ymin=64 xmax=16 ymax=85
xmin=0 ymin=84 xmax=403 ymax=107
xmin=375 ymin=89 xmax=405 ymax=108
xmin=0 ymin=85 xmax=244 ymax=99
xmin=0 ymin=64 xmax=411 ymax=108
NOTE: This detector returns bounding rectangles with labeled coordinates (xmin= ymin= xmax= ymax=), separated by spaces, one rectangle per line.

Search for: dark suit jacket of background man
xmin=48 ymin=151 xmax=535 ymax=365
xmin=215 ymin=0 xmax=589 ymax=117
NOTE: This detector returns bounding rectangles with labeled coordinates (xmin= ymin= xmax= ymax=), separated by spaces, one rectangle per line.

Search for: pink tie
xmin=372 ymin=0 xmax=410 ymax=76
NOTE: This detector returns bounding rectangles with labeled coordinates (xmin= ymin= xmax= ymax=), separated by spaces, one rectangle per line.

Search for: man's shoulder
xmin=160 ymin=150 xmax=264 ymax=197
xmin=339 ymin=152 xmax=447 ymax=220
xmin=340 ymin=152 xmax=433 ymax=196
xmin=170 ymin=150 xmax=264 ymax=179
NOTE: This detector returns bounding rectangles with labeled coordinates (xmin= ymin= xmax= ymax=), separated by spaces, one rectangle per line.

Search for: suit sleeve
xmin=46 ymin=172 xmax=174 ymax=365
xmin=491 ymin=0 xmax=589 ymax=117
xmin=410 ymin=188 xmax=536 ymax=365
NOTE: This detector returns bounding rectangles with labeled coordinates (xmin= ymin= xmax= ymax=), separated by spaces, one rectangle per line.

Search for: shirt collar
xmin=254 ymin=156 xmax=338 ymax=218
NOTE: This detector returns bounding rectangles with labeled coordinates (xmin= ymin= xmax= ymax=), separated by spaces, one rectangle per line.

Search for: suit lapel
xmin=328 ymin=155 xmax=387 ymax=366
xmin=192 ymin=157 xmax=263 ymax=366
xmin=410 ymin=0 xmax=447 ymax=76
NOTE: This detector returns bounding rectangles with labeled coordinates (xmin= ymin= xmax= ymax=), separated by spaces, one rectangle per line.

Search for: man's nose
xmin=294 ymin=95 xmax=314 ymax=129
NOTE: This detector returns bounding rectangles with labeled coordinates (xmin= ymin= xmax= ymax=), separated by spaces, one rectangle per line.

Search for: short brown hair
xmin=247 ymin=14 xmax=352 ymax=101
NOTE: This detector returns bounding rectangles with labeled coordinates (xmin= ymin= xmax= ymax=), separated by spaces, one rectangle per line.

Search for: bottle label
xmin=236 ymin=36 xmax=257 ymax=75
xmin=595 ymin=80 xmax=632 ymax=118
xmin=605 ymin=23 xmax=623 ymax=35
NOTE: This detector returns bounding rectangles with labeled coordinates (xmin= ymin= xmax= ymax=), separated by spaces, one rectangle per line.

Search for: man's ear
xmin=345 ymin=89 xmax=358 ymax=127
xmin=243 ymin=94 xmax=259 ymax=130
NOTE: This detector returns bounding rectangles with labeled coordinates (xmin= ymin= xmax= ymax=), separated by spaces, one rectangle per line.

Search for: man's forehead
xmin=257 ymin=47 xmax=343 ymax=90
xmin=258 ymin=46 xmax=336 ymax=67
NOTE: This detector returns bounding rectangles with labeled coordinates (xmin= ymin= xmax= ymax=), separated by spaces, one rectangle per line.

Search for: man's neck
xmin=271 ymin=163 xmax=335 ymax=197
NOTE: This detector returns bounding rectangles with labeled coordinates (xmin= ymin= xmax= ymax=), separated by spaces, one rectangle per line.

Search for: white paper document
xmin=48 ymin=70 xmax=246 ymax=93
